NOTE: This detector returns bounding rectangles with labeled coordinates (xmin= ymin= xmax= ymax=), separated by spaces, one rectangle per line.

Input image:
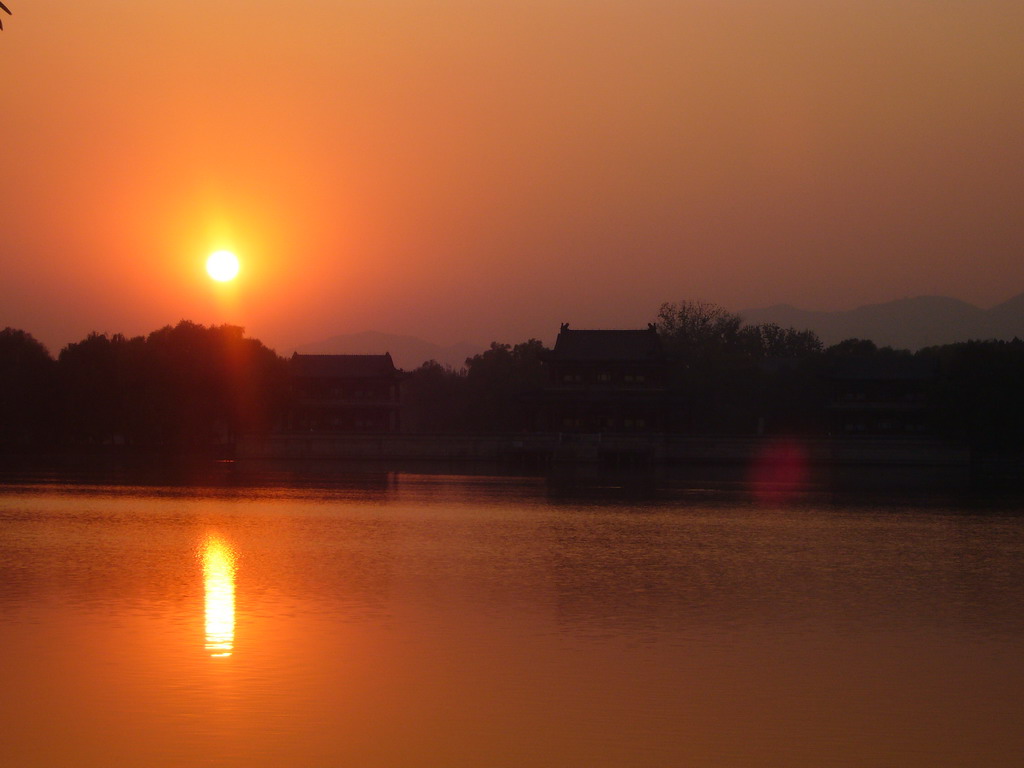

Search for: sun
xmin=206 ymin=250 xmax=240 ymax=282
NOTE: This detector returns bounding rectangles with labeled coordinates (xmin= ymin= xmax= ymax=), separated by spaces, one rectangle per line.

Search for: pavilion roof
xmin=290 ymin=353 xmax=398 ymax=378
xmin=550 ymin=325 xmax=664 ymax=362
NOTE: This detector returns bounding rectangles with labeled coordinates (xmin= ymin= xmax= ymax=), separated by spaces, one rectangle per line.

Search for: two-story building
xmin=288 ymin=353 xmax=402 ymax=433
xmin=826 ymin=356 xmax=935 ymax=436
xmin=538 ymin=323 xmax=670 ymax=432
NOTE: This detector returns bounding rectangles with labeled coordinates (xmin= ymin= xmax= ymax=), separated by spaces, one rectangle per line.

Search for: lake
xmin=1 ymin=463 xmax=1023 ymax=766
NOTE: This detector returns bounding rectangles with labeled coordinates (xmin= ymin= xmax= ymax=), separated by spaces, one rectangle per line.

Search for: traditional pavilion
xmin=288 ymin=353 xmax=403 ymax=433
xmin=537 ymin=324 xmax=670 ymax=432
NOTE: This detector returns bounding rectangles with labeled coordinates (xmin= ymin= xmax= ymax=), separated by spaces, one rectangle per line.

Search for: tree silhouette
xmin=0 ymin=328 xmax=55 ymax=446
xmin=58 ymin=332 xmax=133 ymax=444
xmin=656 ymin=300 xmax=742 ymax=361
xmin=402 ymin=360 xmax=470 ymax=432
xmin=919 ymin=339 xmax=1024 ymax=448
xmin=47 ymin=321 xmax=289 ymax=448
xmin=0 ymin=3 xmax=11 ymax=31
xmin=465 ymin=340 xmax=548 ymax=431
xmin=139 ymin=321 xmax=287 ymax=445
xmin=654 ymin=301 xmax=826 ymax=433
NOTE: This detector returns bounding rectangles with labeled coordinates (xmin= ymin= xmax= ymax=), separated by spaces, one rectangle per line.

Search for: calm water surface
xmin=1 ymin=468 xmax=1023 ymax=767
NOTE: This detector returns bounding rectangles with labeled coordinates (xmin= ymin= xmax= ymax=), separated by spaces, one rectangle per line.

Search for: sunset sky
xmin=2 ymin=1 xmax=1022 ymax=354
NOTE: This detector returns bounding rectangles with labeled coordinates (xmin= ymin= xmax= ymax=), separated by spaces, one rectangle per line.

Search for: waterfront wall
xmin=237 ymin=432 xmax=970 ymax=468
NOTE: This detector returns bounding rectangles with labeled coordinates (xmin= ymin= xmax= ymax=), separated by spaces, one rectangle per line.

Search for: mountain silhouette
xmin=741 ymin=292 xmax=1024 ymax=350
xmin=293 ymin=331 xmax=481 ymax=371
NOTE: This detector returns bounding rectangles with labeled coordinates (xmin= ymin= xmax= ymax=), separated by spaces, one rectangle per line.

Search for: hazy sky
xmin=2 ymin=1 xmax=1022 ymax=353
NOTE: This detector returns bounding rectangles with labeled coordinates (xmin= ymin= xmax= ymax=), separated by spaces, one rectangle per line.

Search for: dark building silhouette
xmin=538 ymin=324 xmax=670 ymax=432
xmin=288 ymin=353 xmax=402 ymax=433
xmin=826 ymin=356 xmax=935 ymax=435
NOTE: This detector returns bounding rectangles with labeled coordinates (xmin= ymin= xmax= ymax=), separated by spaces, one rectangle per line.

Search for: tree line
xmin=1 ymin=321 xmax=288 ymax=449
xmin=3 ymin=302 xmax=1024 ymax=450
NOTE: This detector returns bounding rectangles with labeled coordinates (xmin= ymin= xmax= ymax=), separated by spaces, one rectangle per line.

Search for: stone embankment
xmin=238 ymin=432 xmax=970 ymax=468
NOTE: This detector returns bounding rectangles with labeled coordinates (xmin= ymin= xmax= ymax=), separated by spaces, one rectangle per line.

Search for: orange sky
xmin=2 ymin=1 xmax=1023 ymax=354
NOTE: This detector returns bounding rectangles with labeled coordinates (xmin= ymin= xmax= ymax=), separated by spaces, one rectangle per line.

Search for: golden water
xmin=1 ymin=472 xmax=1022 ymax=766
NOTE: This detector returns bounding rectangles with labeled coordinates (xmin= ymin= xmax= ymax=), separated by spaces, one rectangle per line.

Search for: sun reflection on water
xmin=203 ymin=535 xmax=236 ymax=658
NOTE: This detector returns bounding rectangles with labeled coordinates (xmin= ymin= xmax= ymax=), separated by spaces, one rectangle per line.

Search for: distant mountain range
xmin=741 ymin=293 xmax=1024 ymax=350
xmin=293 ymin=331 xmax=481 ymax=371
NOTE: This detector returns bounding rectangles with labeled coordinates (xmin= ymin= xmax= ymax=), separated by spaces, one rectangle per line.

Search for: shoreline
xmin=4 ymin=433 xmax=1020 ymax=492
